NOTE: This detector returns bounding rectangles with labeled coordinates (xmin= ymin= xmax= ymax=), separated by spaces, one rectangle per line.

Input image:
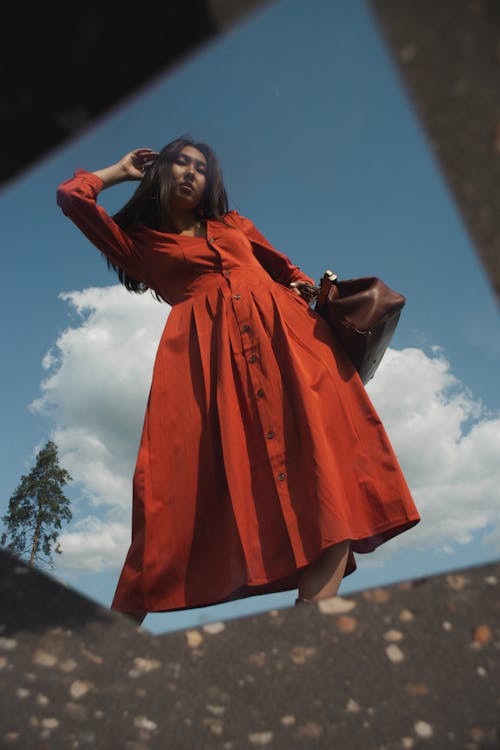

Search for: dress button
xmin=234 ymin=294 xmax=241 ymax=300
xmin=248 ymin=354 xmax=257 ymax=363
xmin=223 ymin=270 xmax=231 ymax=277
xmin=209 ymin=237 xmax=216 ymax=243
xmin=242 ymin=324 xmax=250 ymax=332
xmin=256 ymin=388 xmax=265 ymax=397
xmin=266 ymin=430 xmax=275 ymax=439
xmin=278 ymin=472 xmax=286 ymax=482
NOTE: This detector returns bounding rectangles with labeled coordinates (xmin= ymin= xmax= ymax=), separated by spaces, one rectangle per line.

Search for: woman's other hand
xmin=289 ymin=281 xmax=319 ymax=304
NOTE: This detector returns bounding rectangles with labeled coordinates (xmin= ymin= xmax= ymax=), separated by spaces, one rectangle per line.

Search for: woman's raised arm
xmin=92 ymin=148 xmax=159 ymax=188
xmin=56 ymin=148 xmax=158 ymax=282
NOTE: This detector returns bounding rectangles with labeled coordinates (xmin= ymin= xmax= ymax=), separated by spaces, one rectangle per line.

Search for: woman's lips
xmin=179 ymin=182 xmax=194 ymax=192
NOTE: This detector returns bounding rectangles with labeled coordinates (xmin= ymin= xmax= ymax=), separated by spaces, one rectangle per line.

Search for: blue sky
xmin=1 ymin=0 xmax=499 ymax=634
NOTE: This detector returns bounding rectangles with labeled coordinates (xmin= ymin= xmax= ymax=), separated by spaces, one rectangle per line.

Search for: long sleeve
xmin=56 ymin=169 xmax=146 ymax=283
xmin=226 ymin=210 xmax=316 ymax=287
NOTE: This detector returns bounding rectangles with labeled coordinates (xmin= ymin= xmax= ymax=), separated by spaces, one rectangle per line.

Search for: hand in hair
xmin=118 ymin=148 xmax=160 ymax=180
xmin=93 ymin=148 xmax=160 ymax=188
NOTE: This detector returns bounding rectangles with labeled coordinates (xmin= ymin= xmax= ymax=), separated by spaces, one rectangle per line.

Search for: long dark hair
xmin=109 ymin=135 xmax=229 ymax=296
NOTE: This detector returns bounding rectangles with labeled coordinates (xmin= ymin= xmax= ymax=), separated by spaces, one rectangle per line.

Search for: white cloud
xmin=30 ymin=286 xmax=500 ymax=575
xmin=365 ymin=347 xmax=500 ymax=558
xmin=30 ymin=284 xmax=169 ymax=573
xmin=57 ymin=516 xmax=131 ymax=573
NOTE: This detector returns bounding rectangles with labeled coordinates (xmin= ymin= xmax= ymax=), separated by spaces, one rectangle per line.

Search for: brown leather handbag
xmin=313 ymin=270 xmax=406 ymax=384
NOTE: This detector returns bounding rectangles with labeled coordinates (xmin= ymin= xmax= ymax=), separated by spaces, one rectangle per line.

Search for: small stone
xmin=36 ymin=693 xmax=50 ymax=706
xmin=414 ymin=720 xmax=433 ymax=738
xmin=400 ymin=44 xmax=418 ymax=63
xmin=399 ymin=609 xmax=415 ymax=622
xmin=280 ymin=715 xmax=296 ymax=726
xmin=472 ymin=625 xmax=491 ymax=645
xmin=401 ymin=738 xmax=415 ymax=748
xmin=41 ymin=718 xmax=60 ymax=730
xmin=299 ymin=722 xmax=324 ymax=738
xmin=129 ymin=657 xmax=161 ymax=677
xmin=48 ymin=626 xmax=70 ymax=637
xmin=385 ymin=644 xmax=404 ymax=663
xmin=4 ymin=732 xmax=20 ymax=742
xmin=185 ymin=629 xmax=204 ymax=648
xmin=202 ymin=622 xmax=226 ymax=635
xmin=246 ymin=652 xmax=267 ymax=667
xmin=203 ymin=718 xmax=224 ymax=735
xmin=133 ymin=716 xmax=158 ymax=731
xmin=405 ymin=683 xmax=429 ymax=696
xmin=16 ymin=687 xmax=30 ymax=699
xmin=383 ymin=629 xmax=404 ymax=642
xmin=477 ymin=666 xmax=487 ymax=678
xmin=318 ymin=596 xmax=356 ymax=614
xmin=362 ymin=588 xmax=390 ymax=604
xmin=290 ymin=645 xmax=317 ymax=663
xmin=33 ymin=649 xmax=58 ymax=667
xmin=336 ymin=615 xmax=357 ymax=633
xmin=0 ymin=656 xmax=7 ymax=669
xmin=69 ymin=680 xmax=93 ymax=699
xmin=442 ymin=621 xmax=452 ymax=631
xmin=484 ymin=576 xmax=497 ymax=585
xmin=80 ymin=648 xmax=104 ymax=664
xmin=58 ymin=658 xmax=78 ymax=673
xmin=469 ymin=727 xmax=486 ymax=741
xmin=346 ymin=698 xmax=361 ymax=713
xmin=269 ymin=610 xmax=280 ymax=617
xmin=446 ymin=574 xmax=467 ymax=591
xmin=0 ymin=638 xmax=17 ymax=651
xmin=248 ymin=731 xmax=273 ymax=745
xmin=206 ymin=705 xmax=225 ymax=716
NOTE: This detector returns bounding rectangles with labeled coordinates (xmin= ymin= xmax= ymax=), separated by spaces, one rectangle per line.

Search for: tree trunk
xmin=30 ymin=522 xmax=40 ymax=568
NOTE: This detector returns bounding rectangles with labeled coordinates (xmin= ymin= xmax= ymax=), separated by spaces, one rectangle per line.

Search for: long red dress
xmin=56 ymin=169 xmax=420 ymax=612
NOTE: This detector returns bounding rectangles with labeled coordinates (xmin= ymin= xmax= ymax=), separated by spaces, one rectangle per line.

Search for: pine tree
xmin=1 ymin=440 xmax=73 ymax=569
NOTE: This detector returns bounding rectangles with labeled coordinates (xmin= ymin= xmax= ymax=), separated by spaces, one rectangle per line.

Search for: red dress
xmin=56 ymin=169 xmax=420 ymax=612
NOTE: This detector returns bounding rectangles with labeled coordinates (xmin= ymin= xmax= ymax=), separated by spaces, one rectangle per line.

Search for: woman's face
xmin=169 ymin=146 xmax=208 ymax=212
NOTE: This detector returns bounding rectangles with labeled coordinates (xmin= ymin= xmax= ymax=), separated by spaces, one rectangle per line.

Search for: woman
xmin=56 ymin=135 xmax=420 ymax=626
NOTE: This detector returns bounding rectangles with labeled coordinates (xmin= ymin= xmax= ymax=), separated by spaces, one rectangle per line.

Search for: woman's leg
xmin=296 ymin=540 xmax=350 ymax=604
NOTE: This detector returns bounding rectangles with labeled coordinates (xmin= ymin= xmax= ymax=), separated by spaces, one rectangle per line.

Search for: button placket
xmin=217 ymin=247 xmax=290 ymax=517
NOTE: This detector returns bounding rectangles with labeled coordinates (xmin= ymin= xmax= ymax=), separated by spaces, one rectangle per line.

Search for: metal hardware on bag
xmin=324 ymin=269 xmax=338 ymax=283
